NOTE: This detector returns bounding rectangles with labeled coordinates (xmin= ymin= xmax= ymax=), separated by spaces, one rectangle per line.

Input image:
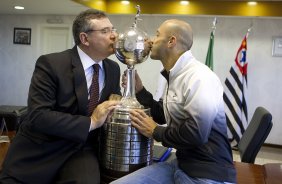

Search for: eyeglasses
xmin=85 ymin=27 xmax=117 ymax=35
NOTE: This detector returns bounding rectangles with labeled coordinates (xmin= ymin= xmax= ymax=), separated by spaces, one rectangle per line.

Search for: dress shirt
xmin=77 ymin=46 xmax=105 ymax=100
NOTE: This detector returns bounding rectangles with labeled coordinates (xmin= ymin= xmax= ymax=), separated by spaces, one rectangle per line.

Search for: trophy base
xmin=100 ymin=108 xmax=153 ymax=183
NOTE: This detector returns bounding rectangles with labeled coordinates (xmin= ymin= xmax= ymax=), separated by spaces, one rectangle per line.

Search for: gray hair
xmin=72 ymin=9 xmax=107 ymax=45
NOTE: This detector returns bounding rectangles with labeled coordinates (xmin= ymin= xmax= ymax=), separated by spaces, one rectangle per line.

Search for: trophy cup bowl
xmin=115 ymin=26 xmax=150 ymax=67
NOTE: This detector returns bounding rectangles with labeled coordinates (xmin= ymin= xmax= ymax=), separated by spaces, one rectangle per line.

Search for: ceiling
xmin=0 ymin=0 xmax=88 ymax=15
xmin=1 ymin=0 xmax=282 ymax=17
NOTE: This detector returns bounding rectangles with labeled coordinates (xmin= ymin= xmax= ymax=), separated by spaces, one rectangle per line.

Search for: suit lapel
xmin=71 ymin=47 xmax=88 ymax=115
xmin=100 ymin=59 xmax=112 ymax=102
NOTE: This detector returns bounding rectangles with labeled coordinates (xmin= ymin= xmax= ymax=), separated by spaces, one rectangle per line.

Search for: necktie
xmin=88 ymin=64 xmax=99 ymax=116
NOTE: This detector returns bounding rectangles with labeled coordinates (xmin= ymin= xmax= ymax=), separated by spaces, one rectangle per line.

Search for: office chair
xmin=238 ymin=106 xmax=273 ymax=163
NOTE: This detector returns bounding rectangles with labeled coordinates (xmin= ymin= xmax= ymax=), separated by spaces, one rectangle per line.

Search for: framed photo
xmin=13 ymin=28 xmax=31 ymax=45
xmin=272 ymin=36 xmax=282 ymax=57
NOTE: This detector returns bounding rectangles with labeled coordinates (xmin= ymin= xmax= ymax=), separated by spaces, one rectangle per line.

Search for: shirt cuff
xmin=152 ymin=125 xmax=166 ymax=142
xmin=89 ymin=118 xmax=94 ymax=132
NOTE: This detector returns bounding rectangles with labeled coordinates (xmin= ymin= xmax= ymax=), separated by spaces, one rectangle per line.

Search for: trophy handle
xmin=133 ymin=5 xmax=141 ymax=28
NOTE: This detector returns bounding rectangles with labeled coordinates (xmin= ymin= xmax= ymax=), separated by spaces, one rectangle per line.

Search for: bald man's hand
xmin=121 ymin=70 xmax=144 ymax=93
xmin=129 ymin=109 xmax=157 ymax=138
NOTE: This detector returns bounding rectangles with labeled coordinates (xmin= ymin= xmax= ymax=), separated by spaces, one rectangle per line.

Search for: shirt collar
xmin=161 ymin=69 xmax=169 ymax=82
xmin=77 ymin=46 xmax=103 ymax=70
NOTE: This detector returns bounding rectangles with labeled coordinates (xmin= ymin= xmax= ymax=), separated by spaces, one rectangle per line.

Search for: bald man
xmin=111 ymin=19 xmax=236 ymax=184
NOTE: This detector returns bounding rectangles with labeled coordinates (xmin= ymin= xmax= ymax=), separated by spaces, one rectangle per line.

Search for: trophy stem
xmin=120 ymin=66 xmax=143 ymax=109
xmin=124 ymin=66 xmax=135 ymax=98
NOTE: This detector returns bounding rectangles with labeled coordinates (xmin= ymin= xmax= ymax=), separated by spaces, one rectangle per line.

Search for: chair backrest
xmin=238 ymin=106 xmax=273 ymax=163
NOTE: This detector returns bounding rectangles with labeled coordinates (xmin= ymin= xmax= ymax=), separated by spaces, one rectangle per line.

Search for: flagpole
xmin=212 ymin=17 xmax=217 ymax=35
xmin=246 ymin=22 xmax=253 ymax=38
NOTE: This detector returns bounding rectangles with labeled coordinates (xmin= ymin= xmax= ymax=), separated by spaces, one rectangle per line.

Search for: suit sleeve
xmin=26 ymin=55 xmax=90 ymax=143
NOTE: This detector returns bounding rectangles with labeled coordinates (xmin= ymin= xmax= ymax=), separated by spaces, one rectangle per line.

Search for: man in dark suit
xmin=0 ymin=9 xmax=121 ymax=184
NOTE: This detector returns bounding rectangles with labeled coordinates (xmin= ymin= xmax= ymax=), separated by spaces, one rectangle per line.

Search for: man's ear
xmin=168 ymin=36 xmax=176 ymax=47
xmin=79 ymin=32 xmax=90 ymax=46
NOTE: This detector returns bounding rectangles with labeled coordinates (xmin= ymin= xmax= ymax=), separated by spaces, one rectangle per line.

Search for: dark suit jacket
xmin=1 ymin=47 xmax=121 ymax=184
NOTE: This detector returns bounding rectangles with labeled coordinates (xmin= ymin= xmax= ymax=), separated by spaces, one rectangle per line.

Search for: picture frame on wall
xmin=13 ymin=28 xmax=31 ymax=45
xmin=272 ymin=36 xmax=282 ymax=57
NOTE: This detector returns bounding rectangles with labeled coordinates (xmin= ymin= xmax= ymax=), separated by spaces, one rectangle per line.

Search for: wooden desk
xmin=235 ymin=162 xmax=265 ymax=184
xmin=0 ymin=131 xmax=15 ymax=171
xmin=0 ymin=142 xmax=10 ymax=170
xmin=235 ymin=161 xmax=282 ymax=184
xmin=264 ymin=163 xmax=282 ymax=184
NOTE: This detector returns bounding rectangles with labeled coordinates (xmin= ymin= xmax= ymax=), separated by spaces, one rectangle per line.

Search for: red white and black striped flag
xmin=223 ymin=35 xmax=249 ymax=147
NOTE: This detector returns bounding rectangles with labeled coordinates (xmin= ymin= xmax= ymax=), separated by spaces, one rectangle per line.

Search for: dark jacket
xmin=1 ymin=47 xmax=121 ymax=183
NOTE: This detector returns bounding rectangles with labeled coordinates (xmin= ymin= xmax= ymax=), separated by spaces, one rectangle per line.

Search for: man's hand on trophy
xmin=122 ymin=70 xmax=144 ymax=93
xmin=90 ymin=100 xmax=121 ymax=131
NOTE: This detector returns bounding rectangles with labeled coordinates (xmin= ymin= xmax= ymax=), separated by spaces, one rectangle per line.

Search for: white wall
xmin=0 ymin=14 xmax=281 ymax=145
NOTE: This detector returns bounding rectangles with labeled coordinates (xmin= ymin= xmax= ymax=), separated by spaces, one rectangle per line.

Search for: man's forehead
xmin=90 ymin=18 xmax=112 ymax=27
xmin=157 ymin=25 xmax=167 ymax=34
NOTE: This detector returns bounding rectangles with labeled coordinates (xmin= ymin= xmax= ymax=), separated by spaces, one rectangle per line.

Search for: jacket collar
xmin=161 ymin=50 xmax=194 ymax=82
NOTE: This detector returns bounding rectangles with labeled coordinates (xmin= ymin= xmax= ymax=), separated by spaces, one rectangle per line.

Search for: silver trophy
xmin=115 ymin=5 xmax=150 ymax=109
xmin=99 ymin=6 xmax=153 ymax=183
